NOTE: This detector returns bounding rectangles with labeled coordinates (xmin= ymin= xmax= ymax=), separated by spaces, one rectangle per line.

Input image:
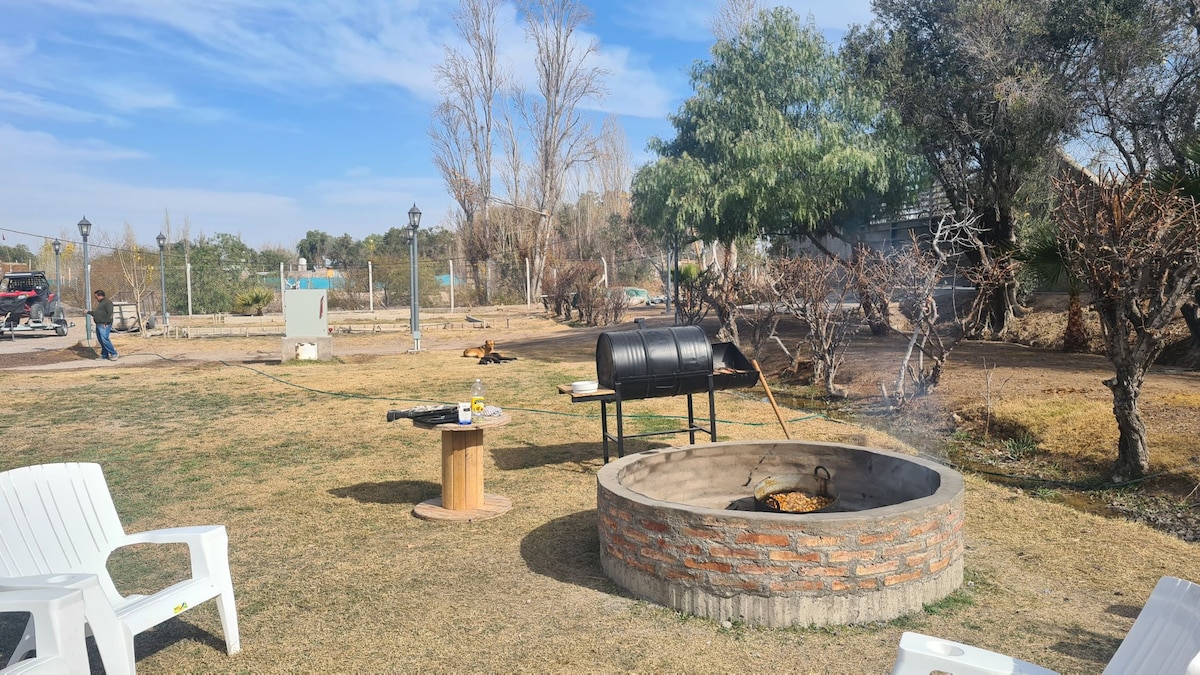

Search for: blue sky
xmin=0 ymin=0 xmax=874 ymax=252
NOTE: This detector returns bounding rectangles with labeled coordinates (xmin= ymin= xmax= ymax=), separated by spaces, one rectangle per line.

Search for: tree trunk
xmin=1183 ymin=297 xmax=1200 ymax=348
xmin=1104 ymin=371 xmax=1150 ymax=480
xmin=712 ymin=243 xmax=740 ymax=345
xmin=1062 ymin=288 xmax=1089 ymax=352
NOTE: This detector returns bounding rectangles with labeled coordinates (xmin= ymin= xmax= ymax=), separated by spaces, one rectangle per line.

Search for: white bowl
xmin=572 ymin=380 xmax=598 ymax=394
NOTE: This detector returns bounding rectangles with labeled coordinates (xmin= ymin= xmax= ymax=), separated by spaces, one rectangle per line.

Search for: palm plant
xmin=1019 ymin=219 xmax=1089 ymax=352
xmin=234 ymin=287 xmax=275 ymax=316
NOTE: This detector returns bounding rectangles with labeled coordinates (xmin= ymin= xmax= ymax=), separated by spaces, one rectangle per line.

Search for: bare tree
xmin=889 ymin=217 xmax=990 ymax=403
xmin=851 ymin=242 xmax=895 ymax=336
xmin=710 ymin=0 xmax=763 ymax=41
xmin=431 ymin=0 xmax=505 ymax=304
xmin=518 ymin=0 xmax=605 ymax=298
xmin=541 ymin=259 xmax=586 ymax=318
xmin=769 ymin=255 xmax=857 ymax=397
xmin=1055 ymin=172 xmax=1200 ymax=480
xmin=114 ymin=222 xmax=152 ymax=326
xmin=572 ymin=115 xmax=634 ymax=266
xmin=738 ymin=268 xmax=781 ymax=359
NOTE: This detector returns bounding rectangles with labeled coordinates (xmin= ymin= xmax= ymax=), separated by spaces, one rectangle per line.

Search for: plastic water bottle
xmin=470 ymin=379 xmax=485 ymax=423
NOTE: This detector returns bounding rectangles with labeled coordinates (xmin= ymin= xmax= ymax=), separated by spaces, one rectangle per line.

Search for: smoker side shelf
xmin=557 ymin=379 xmax=717 ymax=463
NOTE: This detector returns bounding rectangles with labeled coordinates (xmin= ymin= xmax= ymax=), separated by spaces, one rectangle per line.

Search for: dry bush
xmin=541 ymin=261 xmax=588 ymax=318
xmin=736 ymin=269 xmax=781 ymax=359
xmin=768 ymin=255 xmax=857 ymax=398
xmin=851 ymin=243 xmax=896 ymax=336
xmin=889 ymin=217 xmax=1001 ymax=404
xmin=574 ymin=286 xmax=628 ymax=326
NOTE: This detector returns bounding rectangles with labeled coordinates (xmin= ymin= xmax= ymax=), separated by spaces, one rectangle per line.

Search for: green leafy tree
xmin=638 ymin=7 xmax=918 ymax=343
xmin=184 ymin=234 xmax=261 ymax=314
xmin=326 ymin=234 xmax=365 ymax=268
xmin=0 ymin=244 xmax=34 ymax=265
xmin=1018 ymin=219 xmax=1090 ymax=352
xmin=296 ymin=230 xmax=332 ymax=267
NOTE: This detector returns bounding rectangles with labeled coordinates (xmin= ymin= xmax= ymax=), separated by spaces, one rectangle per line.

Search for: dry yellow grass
xmin=1 ymin=312 xmax=1198 ymax=673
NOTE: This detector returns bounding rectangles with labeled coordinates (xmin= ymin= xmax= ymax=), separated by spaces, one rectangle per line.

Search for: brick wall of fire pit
xmin=596 ymin=441 xmax=964 ymax=627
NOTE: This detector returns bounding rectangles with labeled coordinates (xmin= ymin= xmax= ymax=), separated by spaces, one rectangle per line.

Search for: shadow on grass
xmin=491 ymin=441 xmax=603 ymax=471
xmin=520 ymin=509 xmax=624 ymax=595
xmin=1048 ymin=625 xmax=1121 ymax=666
xmin=1105 ymin=602 xmax=1142 ymax=619
xmin=491 ymin=439 xmax=672 ymax=471
xmin=0 ymin=613 xmax=226 ymax=674
xmin=328 ymin=480 xmax=440 ymax=505
xmin=130 ymin=619 xmax=229 ymax=670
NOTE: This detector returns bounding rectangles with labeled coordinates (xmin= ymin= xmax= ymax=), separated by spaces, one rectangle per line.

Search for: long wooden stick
xmin=752 ymin=359 xmax=790 ymax=439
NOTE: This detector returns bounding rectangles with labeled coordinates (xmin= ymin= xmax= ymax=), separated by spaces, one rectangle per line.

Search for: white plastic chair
xmin=0 ymin=463 xmax=240 ymax=674
xmin=0 ymin=587 xmax=89 ymax=675
xmin=891 ymin=576 xmax=1200 ymax=675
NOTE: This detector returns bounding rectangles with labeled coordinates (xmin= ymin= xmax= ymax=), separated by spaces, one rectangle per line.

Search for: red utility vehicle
xmin=0 ymin=271 xmax=69 ymax=337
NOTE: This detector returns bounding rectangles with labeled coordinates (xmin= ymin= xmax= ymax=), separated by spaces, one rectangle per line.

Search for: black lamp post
xmin=78 ymin=217 xmax=92 ymax=344
xmin=52 ymin=239 xmax=62 ymax=301
xmin=408 ymin=203 xmax=422 ymax=352
xmin=156 ymin=232 xmax=168 ymax=327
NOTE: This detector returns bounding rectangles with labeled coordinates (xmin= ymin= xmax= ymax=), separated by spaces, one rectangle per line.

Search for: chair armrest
xmin=0 ymin=573 xmax=100 ymax=593
xmin=122 ymin=524 xmax=225 ymax=547
xmin=121 ymin=525 xmax=230 ymax=580
xmin=0 ymin=587 xmax=83 ymax=610
xmin=892 ymin=631 xmax=1059 ymax=675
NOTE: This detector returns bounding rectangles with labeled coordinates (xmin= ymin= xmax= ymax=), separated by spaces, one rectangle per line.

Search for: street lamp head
xmin=52 ymin=239 xmax=61 ymax=254
xmin=77 ymin=217 xmax=92 ymax=238
xmin=156 ymin=232 xmax=166 ymax=250
xmin=408 ymin=203 xmax=421 ymax=231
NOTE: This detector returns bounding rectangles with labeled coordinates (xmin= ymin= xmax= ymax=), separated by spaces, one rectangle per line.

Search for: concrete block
xmin=281 ymin=336 xmax=333 ymax=361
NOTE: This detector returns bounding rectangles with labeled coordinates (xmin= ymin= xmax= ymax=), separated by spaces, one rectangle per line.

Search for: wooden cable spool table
xmin=411 ymin=414 xmax=512 ymax=522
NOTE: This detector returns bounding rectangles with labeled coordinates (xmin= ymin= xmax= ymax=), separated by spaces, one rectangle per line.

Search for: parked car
xmin=618 ymin=287 xmax=652 ymax=306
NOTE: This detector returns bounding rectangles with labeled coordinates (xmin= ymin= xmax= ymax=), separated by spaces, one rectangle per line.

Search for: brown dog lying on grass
xmin=462 ymin=339 xmax=517 ymax=363
xmin=463 ymin=340 xmax=495 ymax=358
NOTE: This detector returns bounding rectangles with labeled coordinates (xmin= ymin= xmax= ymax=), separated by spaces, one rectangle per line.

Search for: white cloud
xmin=0 ymin=89 xmax=123 ymax=124
xmin=0 ymin=123 xmax=146 ymax=162
xmin=89 ymin=81 xmax=178 ymax=112
xmin=19 ymin=0 xmax=453 ymax=100
xmin=590 ymin=44 xmax=675 ymax=119
xmin=0 ymin=124 xmax=454 ymax=247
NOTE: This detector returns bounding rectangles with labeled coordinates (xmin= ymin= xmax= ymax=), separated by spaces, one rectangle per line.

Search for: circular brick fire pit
xmin=596 ymin=440 xmax=964 ymax=627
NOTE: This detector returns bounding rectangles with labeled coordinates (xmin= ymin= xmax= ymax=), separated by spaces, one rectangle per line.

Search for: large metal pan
xmin=753 ymin=466 xmax=838 ymax=513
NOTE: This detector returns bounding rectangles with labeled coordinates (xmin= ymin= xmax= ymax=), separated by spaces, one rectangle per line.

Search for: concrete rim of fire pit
xmin=596 ymin=440 xmax=965 ymax=627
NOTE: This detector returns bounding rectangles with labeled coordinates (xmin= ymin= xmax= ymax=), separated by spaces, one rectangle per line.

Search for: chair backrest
xmin=0 ymin=463 xmax=127 ymax=601
xmin=1103 ymin=576 xmax=1200 ymax=674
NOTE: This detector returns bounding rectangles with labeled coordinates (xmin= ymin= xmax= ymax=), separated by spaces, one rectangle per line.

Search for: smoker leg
xmin=600 ymin=399 xmax=610 ymax=463
xmin=687 ymin=393 xmax=696 ymax=444
xmin=615 ymin=393 xmax=625 ymax=458
xmin=707 ymin=381 xmax=717 ymax=443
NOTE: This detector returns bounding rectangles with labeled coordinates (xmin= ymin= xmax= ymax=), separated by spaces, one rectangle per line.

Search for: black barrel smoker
xmin=592 ymin=325 xmax=759 ymax=461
